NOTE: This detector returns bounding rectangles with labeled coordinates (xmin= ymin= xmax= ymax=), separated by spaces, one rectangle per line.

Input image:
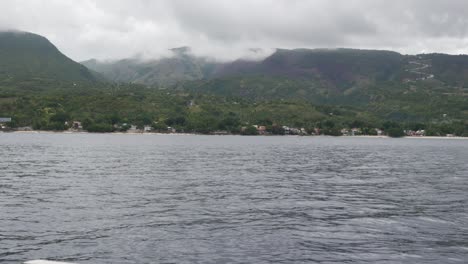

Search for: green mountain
xmin=85 ymin=47 xmax=468 ymax=92
xmin=82 ymin=47 xmax=216 ymax=87
xmin=0 ymin=32 xmax=466 ymax=136
xmin=84 ymin=48 xmax=406 ymax=89
xmin=0 ymin=31 xmax=98 ymax=84
xmin=80 ymin=47 xmax=468 ymax=122
xmin=421 ymin=53 xmax=468 ymax=87
xmin=211 ymin=48 xmax=404 ymax=89
xmin=178 ymin=48 xmax=405 ymax=101
xmin=177 ymin=50 xmax=468 ymax=122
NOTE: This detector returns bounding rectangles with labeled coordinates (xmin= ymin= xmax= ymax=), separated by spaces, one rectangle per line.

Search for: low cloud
xmin=2 ymin=0 xmax=468 ymax=61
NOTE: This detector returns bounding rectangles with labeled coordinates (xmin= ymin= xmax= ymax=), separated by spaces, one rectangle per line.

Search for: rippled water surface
xmin=1 ymin=134 xmax=468 ymax=264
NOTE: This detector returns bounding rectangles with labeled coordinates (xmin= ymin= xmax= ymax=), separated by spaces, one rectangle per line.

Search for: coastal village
xmin=0 ymin=116 xmax=448 ymax=137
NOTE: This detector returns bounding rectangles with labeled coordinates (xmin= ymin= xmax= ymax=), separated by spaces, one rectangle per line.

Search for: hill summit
xmin=0 ymin=30 xmax=98 ymax=83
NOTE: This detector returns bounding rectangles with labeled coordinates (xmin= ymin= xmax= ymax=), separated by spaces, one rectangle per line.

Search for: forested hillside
xmin=1 ymin=31 xmax=467 ymax=136
xmin=0 ymin=31 xmax=99 ymax=83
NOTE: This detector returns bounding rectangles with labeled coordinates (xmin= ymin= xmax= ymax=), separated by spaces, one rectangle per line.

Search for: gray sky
xmin=2 ymin=0 xmax=468 ymax=61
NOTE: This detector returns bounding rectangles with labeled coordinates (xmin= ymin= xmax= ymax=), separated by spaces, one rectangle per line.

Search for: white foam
xmin=24 ymin=260 xmax=76 ymax=264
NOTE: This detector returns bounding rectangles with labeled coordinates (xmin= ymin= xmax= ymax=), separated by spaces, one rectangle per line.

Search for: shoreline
xmin=2 ymin=130 xmax=467 ymax=139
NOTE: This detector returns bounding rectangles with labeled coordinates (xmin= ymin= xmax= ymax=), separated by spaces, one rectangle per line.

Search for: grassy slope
xmin=0 ymin=31 xmax=98 ymax=83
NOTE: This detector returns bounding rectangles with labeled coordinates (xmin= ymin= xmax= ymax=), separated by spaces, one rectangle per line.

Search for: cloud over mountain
xmin=2 ymin=0 xmax=468 ymax=61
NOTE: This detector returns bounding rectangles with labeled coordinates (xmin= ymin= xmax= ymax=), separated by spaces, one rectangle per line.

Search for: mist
xmin=2 ymin=0 xmax=468 ymax=61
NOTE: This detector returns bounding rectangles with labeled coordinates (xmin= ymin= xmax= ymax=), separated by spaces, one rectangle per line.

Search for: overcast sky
xmin=2 ymin=0 xmax=468 ymax=61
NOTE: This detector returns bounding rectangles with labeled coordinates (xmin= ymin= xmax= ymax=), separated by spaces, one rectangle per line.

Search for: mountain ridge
xmin=81 ymin=47 xmax=433 ymax=89
xmin=0 ymin=31 xmax=466 ymax=134
xmin=0 ymin=31 xmax=99 ymax=84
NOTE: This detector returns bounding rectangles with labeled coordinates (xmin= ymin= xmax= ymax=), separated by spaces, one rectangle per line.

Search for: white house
xmin=0 ymin=117 xmax=12 ymax=123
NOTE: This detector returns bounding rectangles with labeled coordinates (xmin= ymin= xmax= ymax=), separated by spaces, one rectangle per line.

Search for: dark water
xmin=1 ymin=134 xmax=468 ymax=264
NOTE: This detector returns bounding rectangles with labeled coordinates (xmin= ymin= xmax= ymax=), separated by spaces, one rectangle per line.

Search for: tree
xmin=109 ymin=113 xmax=121 ymax=125
xmin=49 ymin=111 xmax=69 ymax=123
xmin=86 ymin=123 xmax=114 ymax=133
xmin=349 ymin=120 xmax=365 ymax=128
xmin=322 ymin=127 xmax=341 ymax=136
xmin=166 ymin=116 xmax=186 ymax=127
xmin=4 ymin=120 xmax=17 ymax=128
xmin=241 ymin=126 xmax=258 ymax=135
xmin=387 ymin=127 xmax=405 ymax=138
xmin=323 ymin=119 xmax=335 ymax=128
xmin=267 ymin=125 xmax=285 ymax=135
xmin=361 ymin=127 xmax=377 ymax=135
xmin=82 ymin=118 xmax=93 ymax=130
xmin=382 ymin=121 xmax=400 ymax=130
xmin=118 ymin=124 xmax=131 ymax=132
xmin=152 ymin=122 xmax=168 ymax=132
xmin=218 ymin=116 xmax=240 ymax=131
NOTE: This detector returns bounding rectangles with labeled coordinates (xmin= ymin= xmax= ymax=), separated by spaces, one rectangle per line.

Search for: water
xmin=1 ymin=134 xmax=468 ymax=264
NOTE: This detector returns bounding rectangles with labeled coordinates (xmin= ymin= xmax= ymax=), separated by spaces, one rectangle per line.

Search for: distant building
xmin=341 ymin=128 xmax=350 ymax=136
xmin=71 ymin=121 xmax=82 ymax=130
xmin=375 ymin=128 xmax=384 ymax=136
xmin=256 ymin=125 xmax=267 ymax=135
xmin=0 ymin=117 xmax=12 ymax=129
xmin=0 ymin=117 xmax=12 ymax=123
xmin=405 ymin=129 xmax=425 ymax=137
xmin=212 ymin=130 xmax=229 ymax=135
xmin=313 ymin=128 xmax=321 ymax=135
xmin=289 ymin=127 xmax=301 ymax=135
xmin=351 ymin=128 xmax=362 ymax=136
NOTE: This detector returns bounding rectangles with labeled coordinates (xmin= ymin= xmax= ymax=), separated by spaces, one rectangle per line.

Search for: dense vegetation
xmin=1 ymin=31 xmax=467 ymax=137
xmin=84 ymin=48 xmax=405 ymax=89
xmin=1 ymin=81 xmax=467 ymax=136
xmin=0 ymin=31 xmax=99 ymax=82
xmin=82 ymin=47 xmax=211 ymax=87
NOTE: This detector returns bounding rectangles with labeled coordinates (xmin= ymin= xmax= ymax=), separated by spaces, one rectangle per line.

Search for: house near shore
xmin=254 ymin=125 xmax=267 ymax=135
xmin=405 ymin=129 xmax=425 ymax=137
xmin=0 ymin=117 xmax=12 ymax=123
xmin=374 ymin=128 xmax=383 ymax=136
xmin=341 ymin=128 xmax=350 ymax=136
xmin=71 ymin=121 xmax=82 ymax=130
xmin=0 ymin=117 xmax=12 ymax=129
xmin=126 ymin=125 xmax=139 ymax=133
